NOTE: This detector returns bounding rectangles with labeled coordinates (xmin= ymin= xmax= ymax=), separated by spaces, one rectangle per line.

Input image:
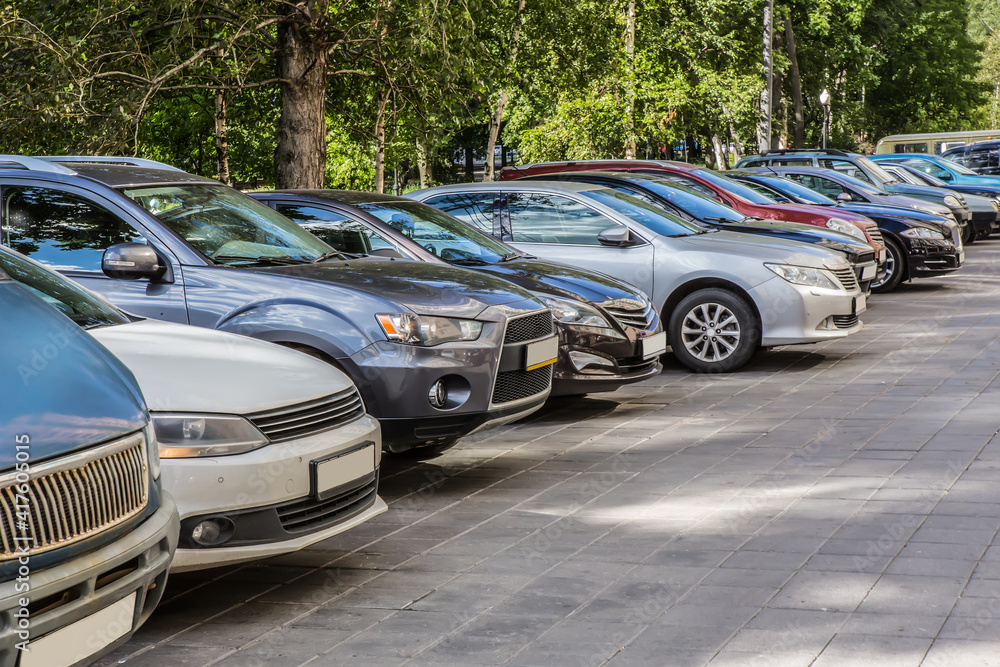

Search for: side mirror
xmin=368 ymin=247 xmax=406 ymax=258
xmin=597 ymin=226 xmax=631 ymax=247
xmin=102 ymin=243 xmax=167 ymax=282
xmin=937 ymin=170 xmax=953 ymax=181
xmin=836 ymin=192 xmax=852 ymax=203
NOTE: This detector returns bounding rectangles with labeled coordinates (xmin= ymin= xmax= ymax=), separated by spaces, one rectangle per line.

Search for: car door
xmin=0 ymin=181 xmax=188 ymax=322
xmin=501 ymin=191 xmax=655 ymax=296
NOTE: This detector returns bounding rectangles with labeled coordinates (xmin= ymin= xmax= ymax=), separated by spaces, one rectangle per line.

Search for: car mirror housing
xmin=103 ymin=243 xmax=168 ymax=282
xmin=836 ymin=192 xmax=852 ymax=203
xmin=597 ymin=226 xmax=632 ymax=247
xmin=937 ymin=170 xmax=953 ymax=181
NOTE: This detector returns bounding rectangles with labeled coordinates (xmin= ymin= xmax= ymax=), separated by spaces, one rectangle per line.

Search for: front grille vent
xmin=0 ymin=432 xmax=149 ymax=560
xmin=831 ymin=267 xmax=859 ymax=291
xmin=503 ymin=311 xmax=554 ymax=344
xmin=603 ymin=300 xmax=657 ymax=331
xmin=833 ymin=314 xmax=859 ymax=329
xmin=249 ymin=388 xmax=365 ymax=443
xmin=277 ymin=475 xmax=378 ymax=533
xmin=867 ymin=227 xmax=885 ymax=247
xmin=492 ymin=365 xmax=553 ymax=404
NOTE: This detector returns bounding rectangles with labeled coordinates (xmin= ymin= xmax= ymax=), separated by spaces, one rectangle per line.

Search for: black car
xmin=733 ymin=170 xmax=964 ymax=293
xmin=249 ymin=190 xmax=665 ymax=396
xmin=511 ymin=170 xmax=882 ymax=293
xmin=941 ymin=141 xmax=1000 ymax=176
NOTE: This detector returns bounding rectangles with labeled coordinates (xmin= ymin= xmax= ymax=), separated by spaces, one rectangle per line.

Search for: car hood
xmin=884 ymin=182 xmax=958 ymax=204
xmin=248 ymin=257 xmax=541 ymax=319
xmin=470 ymin=257 xmax=644 ymax=303
xmin=962 ymin=193 xmax=997 ymax=214
xmin=715 ymin=219 xmax=870 ymax=252
xmin=835 ymin=201 xmax=951 ymax=224
xmin=90 ymin=320 xmax=356 ymax=415
xmin=674 ymin=230 xmax=850 ymax=269
xmin=0 ymin=283 xmax=147 ymax=470
xmin=765 ymin=202 xmax=874 ymax=226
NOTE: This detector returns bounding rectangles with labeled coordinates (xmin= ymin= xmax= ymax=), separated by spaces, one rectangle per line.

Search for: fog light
xmin=428 ymin=379 xmax=448 ymax=408
xmin=191 ymin=518 xmax=235 ymax=546
xmin=569 ymin=350 xmax=615 ymax=371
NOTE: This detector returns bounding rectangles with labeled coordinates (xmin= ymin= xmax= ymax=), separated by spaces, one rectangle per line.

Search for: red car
xmin=500 ymin=160 xmax=887 ymax=260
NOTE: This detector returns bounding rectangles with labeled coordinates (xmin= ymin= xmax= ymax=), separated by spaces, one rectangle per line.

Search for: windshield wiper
xmin=311 ymin=250 xmax=357 ymax=263
xmin=212 ymin=255 xmax=310 ymax=266
xmin=703 ymin=216 xmax=740 ymax=224
xmin=498 ymin=252 xmax=522 ymax=263
xmin=448 ymin=258 xmax=490 ymax=266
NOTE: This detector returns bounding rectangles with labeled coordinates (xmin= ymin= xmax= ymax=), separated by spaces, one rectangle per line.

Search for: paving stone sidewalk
xmin=99 ymin=240 xmax=1000 ymax=667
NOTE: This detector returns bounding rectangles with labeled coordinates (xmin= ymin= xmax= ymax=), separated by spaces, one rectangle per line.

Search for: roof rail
xmin=37 ymin=156 xmax=186 ymax=172
xmin=759 ymin=148 xmax=852 ymax=157
xmin=0 ymin=155 xmax=78 ymax=175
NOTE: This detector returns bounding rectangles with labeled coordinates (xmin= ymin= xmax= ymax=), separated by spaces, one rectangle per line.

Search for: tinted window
xmin=619 ymin=177 xmax=742 ymax=222
xmin=647 ymin=172 xmax=719 ymax=199
xmin=0 ymin=248 xmax=129 ymax=328
xmin=506 ymin=193 xmax=618 ymax=245
xmin=820 ymin=158 xmax=872 ymax=183
xmin=748 ymin=176 xmax=836 ymax=205
xmin=784 ymin=174 xmax=854 ymax=200
xmin=580 ymin=188 xmax=699 ymax=236
xmin=898 ymin=158 xmax=941 ymax=177
xmin=422 ymin=193 xmax=495 ymax=233
xmin=275 ymin=204 xmax=396 ymax=254
xmin=692 ymin=169 xmax=775 ymax=205
xmin=2 ymin=186 xmax=145 ymax=272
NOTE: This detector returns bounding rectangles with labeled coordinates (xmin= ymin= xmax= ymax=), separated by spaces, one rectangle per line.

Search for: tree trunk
xmin=711 ymin=131 xmax=727 ymax=170
xmin=772 ymin=26 xmax=785 ymax=150
xmin=416 ymin=137 xmax=433 ymax=188
xmin=374 ymin=88 xmax=387 ymax=193
xmin=214 ymin=89 xmax=230 ymax=186
xmin=758 ymin=0 xmax=773 ymax=153
xmin=485 ymin=0 xmax=527 ymax=181
xmin=785 ymin=15 xmax=804 ymax=148
xmin=624 ymin=0 xmax=637 ymax=158
xmin=274 ymin=4 xmax=329 ymax=189
xmin=465 ymin=146 xmax=474 ymax=180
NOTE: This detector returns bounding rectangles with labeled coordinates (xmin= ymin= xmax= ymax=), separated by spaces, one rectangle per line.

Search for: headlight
xmin=535 ymin=294 xmax=620 ymax=336
xmin=824 ymin=217 xmax=866 ymax=241
xmin=144 ymin=423 xmax=161 ymax=479
xmin=376 ymin=313 xmax=483 ymax=346
xmin=901 ymin=227 xmax=945 ymax=239
xmin=153 ymin=414 xmax=269 ymax=458
xmin=765 ymin=263 xmax=840 ymax=290
xmin=943 ymin=195 xmax=962 ymax=208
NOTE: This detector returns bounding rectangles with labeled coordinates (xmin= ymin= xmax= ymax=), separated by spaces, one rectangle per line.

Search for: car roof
xmin=504 ymin=159 xmax=701 ymax=174
xmin=65 ymin=163 xmax=218 ymax=188
xmin=258 ymin=189 xmax=414 ymax=205
xmin=424 ymin=180 xmax=605 ymax=194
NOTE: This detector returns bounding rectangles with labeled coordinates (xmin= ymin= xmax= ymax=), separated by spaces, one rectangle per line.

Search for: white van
xmin=875 ymin=131 xmax=1000 ymax=155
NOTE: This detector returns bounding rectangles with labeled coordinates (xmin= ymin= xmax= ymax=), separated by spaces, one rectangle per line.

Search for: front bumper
xmin=550 ymin=326 xmax=663 ymax=396
xmin=0 ymin=494 xmax=178 ymax=667
xmin=907 ymin=247 xmax=963 ymax=278
xmin=163 ymin=414 xmax=384 ymax=570
xmin=751 ymin=276 xmax=864 ymax=347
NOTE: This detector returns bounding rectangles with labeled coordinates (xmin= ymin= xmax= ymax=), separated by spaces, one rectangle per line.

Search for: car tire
xmin=396 ymin=438 xmax=460 ymax=460
xmin=870 ymin=237 xmax=905 ymax=293
xmin=667 ymin=288 xmax=760 ymax=373
xmin=961 ymin=223 xmax=973 ymax=246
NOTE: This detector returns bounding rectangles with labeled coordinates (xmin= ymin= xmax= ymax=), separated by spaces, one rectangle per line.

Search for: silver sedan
xmin=410 ymin=181 xmax=866 ymax=373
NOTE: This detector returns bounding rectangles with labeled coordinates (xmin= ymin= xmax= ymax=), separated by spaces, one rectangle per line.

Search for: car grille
xmin=602 ymin=299 xmax=657 ymax=331
xmin=492 ymin=365 xmax=554 ymax=404
xmin=277 ymin=474 xmax=378 ymax=533
xmin=503 ymin=311 xmax=554 ymax=344
xmin=248 ymin=388 xmax=365 ymax=443
xmin=833 ymin=314 xmax=859 ymax=329
xmin=866 ymin=227 xmax=884 ymax=247
xmin=831 ymin=267 xmax=859 ymax=291
xmin=0 ymin=432 xmax=149 ymax=560
xmin=617 ymin=355 xmax=661 ymax=375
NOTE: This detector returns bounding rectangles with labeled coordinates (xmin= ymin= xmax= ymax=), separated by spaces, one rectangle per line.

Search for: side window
xmin=900 ymin=158 xmax=938 ymax=176
xmin=2 ymin=186 xmax=145 ymax=272
xmin=785 ymin=174 xmax=846 ymax=199
xmin=506 ymin=193 xmax=618 ymax=245
xmin=274 ymin=204 xmax=395 ymax=254
xmin=819 ymin=158 xmax=871 ymax=183
xmin=772 ymin=159 xmax=812 ymax=166
xmin=647 ymin=172 xmax=717 ymax=198
xmin=422 ymin=194 xmax=494 ymax=233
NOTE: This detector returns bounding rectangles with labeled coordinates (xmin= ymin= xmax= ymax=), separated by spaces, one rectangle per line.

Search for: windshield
xmin=0 ymin=248 xmax=129 ymax=328
xmin=693 ymin=169 xmax=775 ymax=205
xmin=581 ymin=188 xmax=703 ymax=236
xmin=123 ymin=184 xmax=335 ymax=265
xmin=857 ymin=156 xmax=899 ymax=185
xmin=749 ymin=176 xmax=836 ymax=205
xmin=357 ymin=201 xmax=515 ymax=264
xmin=622 ymin=175 xmax=744 ymax=222
xmin=944 ymin=160 xmax=978 ymax=176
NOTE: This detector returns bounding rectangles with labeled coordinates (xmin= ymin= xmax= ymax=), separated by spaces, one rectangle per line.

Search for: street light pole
xmin=819 ymin=88 xmax=831 ymax=149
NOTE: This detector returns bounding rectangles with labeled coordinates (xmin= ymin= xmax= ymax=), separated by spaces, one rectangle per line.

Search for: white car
xmin=0 ymin=246 xmax=387 ymax=572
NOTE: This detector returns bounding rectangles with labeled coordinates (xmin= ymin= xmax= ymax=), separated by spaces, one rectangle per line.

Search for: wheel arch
xmin=662 ymin=278 xmax=763 ymax=336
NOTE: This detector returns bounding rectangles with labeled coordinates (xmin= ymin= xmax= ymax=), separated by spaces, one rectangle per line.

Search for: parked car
xmin=0 ymin=271 xmax=178 ymax=665
xmin=870 ymin=152 xmax=1000 ymax=190
xmin=507 ymin=170 xmax=882 ymax=293
xmin=734 ymin=149 xmax=973 ymax=238
xmin=249 ymin=190 xmax=664 ymax=396
xmin=0 ymin=245 xmax=387 ymax=572
xmin=0 ymin=155 xmax=558 ymax=457
xmin=941 ymin=140 xmax=1000 ymax=176
xmin=499 ymin=160 xmax=888 ymax=255
xmin=874 ymin=163 xmax=998 ymax=240
xmin=728 ymin=171 xmax=965 ymax=292
xmin=411 ymin=181 xmax=866 ymax=373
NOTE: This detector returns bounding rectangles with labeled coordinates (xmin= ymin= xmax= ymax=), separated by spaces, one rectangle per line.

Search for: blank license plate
xmin=525 ymin=337 xmax=558 ymax=371
xmin=860 ymin=264 xmax=876 ymax=281
xmin=21 ymin=592 xmax=136 ymax=667
xmin=314 ymin=444 xmax=376 ymax=499
xmin=854 ymin=293 xmax=867 ymax=314
xmin=641 ymin=332 xmax=667 ymax=359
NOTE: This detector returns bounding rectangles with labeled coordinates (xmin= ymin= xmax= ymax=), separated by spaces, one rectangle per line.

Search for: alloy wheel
xmin=680 ymin=302 xmax=741 ymax=363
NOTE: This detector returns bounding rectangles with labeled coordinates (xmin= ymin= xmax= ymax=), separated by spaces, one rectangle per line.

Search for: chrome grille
xmin=832 ymin=267 xmax=859 ymax=291
xmin=602 ymin=300 xmax=657 ymax=331
xmin=0 ymin=432 xmax=149 ymax=560
xmin=504 ymin=311 xmax=554 ymax=344
xmin=248 ymin=388 xmax=365 ymax=443
xmin=867 ymin=227 xmax=884 ymax=247
xmin=492 ymin=365 xmax=553 ymax=404
xmin=833 ymin=314 xmax=859 ymax=329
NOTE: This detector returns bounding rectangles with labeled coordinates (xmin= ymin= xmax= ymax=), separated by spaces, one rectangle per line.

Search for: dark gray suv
xmin=0 ymin=156 xmax=557 ymax=456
